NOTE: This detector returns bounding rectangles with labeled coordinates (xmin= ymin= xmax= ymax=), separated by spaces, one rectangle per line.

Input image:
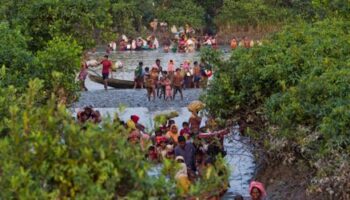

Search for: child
xmin=164 ymin=75 xmax=172 ymax=101
xmin=144 ymin=66 xmax=150 ymax=76
xmin=167 ymin=60 xmax=175 ymax=79
xmin=147 ymin=146 xmax=159 ymax=162
xmin=180 ymin=122 xmax=190 ymax=139
xmin=145 ymin=74 xmax=155 ymax=101
xmin=158 ymin=71 xmax=166 ymax=99
xmin=156 ymin=136 xmax=168 ymax=160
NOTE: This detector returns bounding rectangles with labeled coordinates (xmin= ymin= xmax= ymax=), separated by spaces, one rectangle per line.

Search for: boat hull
xmin=88 ymin=74 xmax=134 ymax=89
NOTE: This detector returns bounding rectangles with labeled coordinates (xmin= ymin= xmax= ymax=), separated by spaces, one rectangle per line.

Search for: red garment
xmin=101 ymin=60 xmax=112 ymax=74
xmin=148 ymin=151 xmax=158 ymax=161
xmin=156 ymin=136 xmax=168 ymax=145
xmin=180 ymin=127 xmax=190 ymax=136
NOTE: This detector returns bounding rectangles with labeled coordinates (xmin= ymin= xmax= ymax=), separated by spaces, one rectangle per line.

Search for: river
xmin=75 ymin=47 xmax=255 ymax=199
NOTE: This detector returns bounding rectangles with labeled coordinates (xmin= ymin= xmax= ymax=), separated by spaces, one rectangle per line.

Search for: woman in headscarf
xmin=249 ymin=181 xmax=267 ymax=200
xmin=166 ymin=124 xmax=179 ymax=144
xmin=175 ymin=156 xmax=191 ymax=195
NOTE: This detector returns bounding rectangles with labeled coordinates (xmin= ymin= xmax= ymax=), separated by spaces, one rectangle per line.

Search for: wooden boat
xmin=88 ymin=74 xmax=134 ymax=89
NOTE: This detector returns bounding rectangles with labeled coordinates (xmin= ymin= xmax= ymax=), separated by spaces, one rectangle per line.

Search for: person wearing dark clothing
xmin=174 ymin=136 xmax=196 ymax=172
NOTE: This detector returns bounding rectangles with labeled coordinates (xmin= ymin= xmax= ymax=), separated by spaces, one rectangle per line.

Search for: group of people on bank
xmin=134 ymin=59 xmax=212 ymax=101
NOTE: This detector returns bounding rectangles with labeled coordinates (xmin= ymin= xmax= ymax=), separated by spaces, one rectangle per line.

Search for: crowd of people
xmin=109 ymin=33 xmax=259 ymax=53
xmin=75 ymin=103 xmax=267 ymax=199
xmin=134 ymin=59 xmax=212 ymax=101
xmin=107 ymin=34 xmax=160 ymax=52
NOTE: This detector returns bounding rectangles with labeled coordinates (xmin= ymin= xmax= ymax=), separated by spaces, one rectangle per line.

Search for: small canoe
xmin=88 ymin=74 xmax=134 ymax=89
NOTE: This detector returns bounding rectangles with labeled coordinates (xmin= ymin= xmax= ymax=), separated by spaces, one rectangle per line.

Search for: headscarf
xmin=131 ymin=115 xmax=140 ymax=123
xmin=170 ymin=124 xmax=178 ymax=133
xmin=249 ymin=181 xmax=267 ymax=198
xmin=175 ymin=157 xmax=188 ymax=179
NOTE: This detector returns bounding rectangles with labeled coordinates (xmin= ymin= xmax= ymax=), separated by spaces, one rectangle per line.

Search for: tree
xmin=215 ymin=0 xmax=290 ymax=28
xmin=203 ymin=18 xmax=350 ymax=197
xmin=34 ymin=36 xmax=82 ymax=103
xmin=0 ymin=22 xmax=34 ymax=89
xmin=0 ymin=79 xmax=171 ymax=199
xmin=0 ymin=0 xmax=114 ymax=51
xmin=156 ymin=0 xmax=205 ymax=29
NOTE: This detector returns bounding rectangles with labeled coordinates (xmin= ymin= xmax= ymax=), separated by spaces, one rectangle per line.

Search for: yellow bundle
xmin=153 ymin=111 xmax=179 ymax=121
xmin=187 ymin=100 xmax=205 ymax=113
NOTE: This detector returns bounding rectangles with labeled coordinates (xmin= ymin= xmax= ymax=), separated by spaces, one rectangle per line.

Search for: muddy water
xmin=77 ymin=48 xmax=254 ymax=198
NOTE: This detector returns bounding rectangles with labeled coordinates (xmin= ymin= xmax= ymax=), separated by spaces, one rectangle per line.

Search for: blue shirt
xmin=174 ymin=142 xmax=196 ymax=171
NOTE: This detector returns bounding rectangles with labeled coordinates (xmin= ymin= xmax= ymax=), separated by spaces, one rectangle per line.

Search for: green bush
xmin=203 ymin=18 xmax=350 ymax=197
xmin=216 ymin=0 xmax=290 ymax=27
xmin=0 ymin=22 xmax=34 ymax=88
xmin=156 ymin=0 xmax=205 ymax=28
xmin=0 ymin=80 xmax=171 ymax=199
xmin=34 ymin=36 xmax=82 ymax=103
xmin=0 ymin=33 xmax=82 ymax=104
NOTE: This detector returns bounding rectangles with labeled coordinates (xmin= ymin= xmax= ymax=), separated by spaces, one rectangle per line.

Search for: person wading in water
xmin=99 ymin=55 xmax=113 ymax=91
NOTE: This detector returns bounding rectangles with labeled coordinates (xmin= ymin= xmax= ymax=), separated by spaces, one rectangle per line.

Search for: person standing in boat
xmin=100 ymin=55 xmax=113 ymax=91
xmin=133 ymin=61 xmax=144 ymax=89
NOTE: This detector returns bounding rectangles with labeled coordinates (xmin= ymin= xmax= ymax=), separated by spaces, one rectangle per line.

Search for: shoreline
xmin=72 ymin=88 xmax=204 ymax=111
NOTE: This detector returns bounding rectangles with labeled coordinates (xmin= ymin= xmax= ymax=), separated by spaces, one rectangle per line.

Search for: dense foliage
xmin=155 ymin=0 xmax=205 ymax=29
xmin=0 ymin=0 xmax=113 ymax=50
xmin=0 ymin=22 xmax=81 ymax=103
xmin=215 ymin=0 xmax=350 ymax=32
xmin=0 ymin=80 xmax=172 ymax=199
xmin=203 ymin=19 xmax=350 ymax=198
xmin=216 ymin=0 xmax=290 ymax=27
